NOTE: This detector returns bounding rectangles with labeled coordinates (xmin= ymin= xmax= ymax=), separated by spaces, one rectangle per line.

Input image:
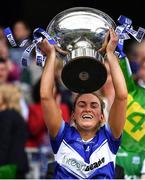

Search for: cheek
xmin=74 ymin=111 xmax=81 ymax=120
xmin=74 ymin=108 xmax=82 ymax=115
xmin=94 ymin=109 xmax=101 ymax=115
xmin=73 ymin=110 xmax=84 ymax=123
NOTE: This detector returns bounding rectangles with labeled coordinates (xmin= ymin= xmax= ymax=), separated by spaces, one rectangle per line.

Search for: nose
xmin=84 ymin=105 xmax=91 ymax=112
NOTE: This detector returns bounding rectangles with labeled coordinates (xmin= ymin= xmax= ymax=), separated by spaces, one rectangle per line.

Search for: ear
xmin=70 ymin=112 xmax=76 ymax=126
xmin=99 ymin=114 xmax=105 ymax=123
xmin=71 ymin=112 xmax=75 ymax=121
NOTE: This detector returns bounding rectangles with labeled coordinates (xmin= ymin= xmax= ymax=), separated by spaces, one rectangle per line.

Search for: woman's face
xmin=13 ymin=22 xmax=30 ymax=40
xmin=73 ymin=94 xmax=104 ymax=131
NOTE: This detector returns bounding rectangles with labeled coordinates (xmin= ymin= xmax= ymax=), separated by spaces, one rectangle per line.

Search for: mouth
xmin=82 ymin=114 xmax=93 ymax=120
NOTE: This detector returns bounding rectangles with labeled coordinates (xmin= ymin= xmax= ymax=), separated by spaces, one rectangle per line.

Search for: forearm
xmin=40 ymin=52 xmax=56 ymax=99
xmin=107 ymin=52 xmax=128 ymax=138
xmin=107 ymin=52 xmax=128 ymax=99
xmin=106 ymin=29 xmax=128 ymax=138
xmin=39 ymin=40 xmax=63 ymax=138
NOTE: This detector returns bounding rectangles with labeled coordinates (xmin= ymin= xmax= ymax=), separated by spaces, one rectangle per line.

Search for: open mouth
xmin=82 ymin=114 xmax=93 ymax=120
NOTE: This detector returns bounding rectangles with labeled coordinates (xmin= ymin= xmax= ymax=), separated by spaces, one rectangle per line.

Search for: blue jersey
xmin=50 ymin=121 xmax=121 ymax=179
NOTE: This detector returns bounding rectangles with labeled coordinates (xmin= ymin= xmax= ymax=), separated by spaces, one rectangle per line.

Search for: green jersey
xmin=119 ymin=57 xmax=145 ymax=152
xmin=116 ymin=147 xmax=145 ymax=179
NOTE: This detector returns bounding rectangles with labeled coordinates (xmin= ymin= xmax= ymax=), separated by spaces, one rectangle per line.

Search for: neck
xmin=77 ymin=127 xmax=97 ymax=141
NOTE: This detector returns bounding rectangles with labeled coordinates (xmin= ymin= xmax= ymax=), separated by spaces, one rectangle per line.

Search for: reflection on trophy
xmin=46 ymin=7 xmax=116 ymax=93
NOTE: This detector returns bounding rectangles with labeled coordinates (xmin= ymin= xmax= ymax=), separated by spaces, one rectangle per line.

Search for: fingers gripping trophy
xmin=46 ymin=7 xmax=116 ymax=93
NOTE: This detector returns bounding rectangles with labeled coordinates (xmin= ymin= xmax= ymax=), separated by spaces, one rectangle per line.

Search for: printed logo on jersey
xmin=62 ymin=155 xmax=105 ymax=171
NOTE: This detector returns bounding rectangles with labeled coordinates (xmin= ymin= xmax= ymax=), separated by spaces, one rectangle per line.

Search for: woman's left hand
xmin=106 ymin=28 xmax=118 ymax=54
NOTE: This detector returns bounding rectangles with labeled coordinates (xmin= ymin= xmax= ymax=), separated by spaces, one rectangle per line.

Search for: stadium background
xmin=1 ymin=0 xmax=145 ymax=30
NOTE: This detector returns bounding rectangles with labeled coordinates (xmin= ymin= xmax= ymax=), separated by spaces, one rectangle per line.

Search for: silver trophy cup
xmin=46 ymin=7 xmax=116 ymax=93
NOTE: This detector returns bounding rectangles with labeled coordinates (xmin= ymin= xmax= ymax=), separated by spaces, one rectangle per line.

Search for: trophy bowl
xmin=46 ymin=7 xmax=116 ymax=93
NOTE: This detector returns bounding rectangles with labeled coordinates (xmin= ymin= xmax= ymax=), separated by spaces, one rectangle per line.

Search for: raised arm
xmin=106 ymin=29 xmax=128 ymax=139
xmin=39 ymin=39 xmax=63 ymax=138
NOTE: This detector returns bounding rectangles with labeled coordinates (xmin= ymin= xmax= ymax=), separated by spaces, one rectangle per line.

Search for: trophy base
xmin=61 ymin=57 xmax=107 ymax=93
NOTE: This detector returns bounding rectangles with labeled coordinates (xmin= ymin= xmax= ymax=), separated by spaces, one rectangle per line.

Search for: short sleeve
xmin=104 ymin=122 xmax=122 ymax=154
xmin=50 ymin=120 xmax=66 ymax=154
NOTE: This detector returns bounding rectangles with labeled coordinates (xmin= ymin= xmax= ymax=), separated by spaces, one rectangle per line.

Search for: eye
xmin=91 ymin=103 xmax=99 ymax=109
xmin=78 ymin=103 xmax=85 ymax=108
xmin=77 ymin=101 xmax=86 ymax=108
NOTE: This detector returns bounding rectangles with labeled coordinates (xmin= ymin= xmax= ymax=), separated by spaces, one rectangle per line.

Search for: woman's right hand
xmin=39 ymin=38 xmax=56 ymax=57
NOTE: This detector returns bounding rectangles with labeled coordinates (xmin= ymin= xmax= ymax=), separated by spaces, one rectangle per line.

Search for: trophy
xmin=46 ymin=7 xmax=116 ymax=93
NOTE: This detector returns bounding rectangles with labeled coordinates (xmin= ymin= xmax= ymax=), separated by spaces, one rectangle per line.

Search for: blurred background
xmin=1 ymin=0 xmax=145 ymax=29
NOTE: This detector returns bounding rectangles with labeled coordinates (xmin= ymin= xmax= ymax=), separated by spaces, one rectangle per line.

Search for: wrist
xmin=46 ymin=49 xmax=56 ymax=57
xmin=106 ymin=52 xmax=116 ymax=59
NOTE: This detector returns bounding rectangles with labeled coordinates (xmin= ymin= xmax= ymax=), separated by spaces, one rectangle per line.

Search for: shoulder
xmin=50 ymin=122 xmax=78 ymax=152
xmin=0 ymin=109 xmax=19 ymax=119
xmin=9 ymin=109 xmax=23 ymax=117
xmin=8 ymin=109 xmax=26 ymax=125
xmin=0 ymin=109 xmax=25 ymax=127
xmin=64 ymin=124 xmax=79 ymax=140
xmin=56 ymin=122 xmax=77 ymax=141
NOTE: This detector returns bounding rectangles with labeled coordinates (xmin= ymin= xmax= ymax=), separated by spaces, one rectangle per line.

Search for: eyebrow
xmin=91 ymin=102 xmax=100 ymax=105
xmin=77 ymin=101 xmax=100 ymax=105
xmin=77 ymin=101 xmax=86 ymax=104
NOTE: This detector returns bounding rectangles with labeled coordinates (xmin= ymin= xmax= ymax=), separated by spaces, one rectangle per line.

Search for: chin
xmin=81 ymin=123 xmax=97 ymax=130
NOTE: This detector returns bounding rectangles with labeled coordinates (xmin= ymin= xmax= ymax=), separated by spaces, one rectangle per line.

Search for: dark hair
xmin=73 ymin=92 xmax=105 ymax=113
